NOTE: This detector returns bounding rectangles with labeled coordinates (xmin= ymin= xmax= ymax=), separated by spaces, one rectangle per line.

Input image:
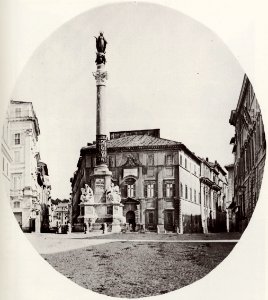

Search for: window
xmin=15 ymin=108 xmax=21 ymax=118
xmin=194 ymin=189 xmax=197 ymax=202
xmin=107 ymin=206 xmax=113 ymax=215
xmin=185 ymin=185 xmax=188 ymax=199
xmin=190 ymin=188 xmax=192 ymax=201
xmin=15 ymin=133 xmax=20 ymax=145
xmin=109 ymin=156 xmax=115 ymax=167
xmin=145 ymin=183 xmax=155 ymax=198
xmin=185 ymin=158 xmax=187 ymax=169
xmin=127 ymin=184 xmax=135 ymax=198
xmin=180 ymin=183 xmax=183 ymax=197
xmin=194 ymin=165 xmax=196 ymax=175
xmin=179 ymin=155 xmax=183 ymax=166
xmin=166 ymin=154 xmax=173 ymax=166
xmin=164 ymin=182 xmax=174 ymax=198
xmin=147 ymin=154 xmax=154 ymax=166
xmin=14 ymin=201 xmax=20 ymax=208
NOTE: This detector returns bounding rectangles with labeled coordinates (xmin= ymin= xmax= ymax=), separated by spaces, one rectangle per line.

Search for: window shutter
xmin=154 ymin=183 xmax=157 ymax=198
xmin=172 ymin=183 xmax=175 ymax=197
xmin=144 ymin=183 xmax=147 ymax=198
xmin=163 ymin=182 xmax=166 ymax=198
xmin=133 ymin=184 xmax=136 ymax=198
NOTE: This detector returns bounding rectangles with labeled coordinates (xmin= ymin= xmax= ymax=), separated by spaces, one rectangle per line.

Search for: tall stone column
xmin=92 ymin=32 xmax=112 ymax=204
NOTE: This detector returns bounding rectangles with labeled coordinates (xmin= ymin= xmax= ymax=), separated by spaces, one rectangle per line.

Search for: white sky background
xmin=11 ymin=2 xmax=245 ymax=199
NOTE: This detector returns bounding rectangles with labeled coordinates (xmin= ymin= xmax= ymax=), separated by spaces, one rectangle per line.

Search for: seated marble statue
xmin=107 ymin=183 xmax=121 ymax=203
xmin=80 ymin=184 xmax=94 ymax=203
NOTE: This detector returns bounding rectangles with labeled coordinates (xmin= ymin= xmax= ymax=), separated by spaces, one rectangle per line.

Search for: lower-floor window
xmin=14 ymin=201 xmax=20 ymax=208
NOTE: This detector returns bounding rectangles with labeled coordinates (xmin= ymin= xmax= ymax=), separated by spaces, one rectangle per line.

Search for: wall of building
xmin=71 ymin=143 xmax=216 ymax=233
xmin=230 ymin=75 xmax=266 ymax=232
xmin=7 ymin=101 xmax=48 ymax=233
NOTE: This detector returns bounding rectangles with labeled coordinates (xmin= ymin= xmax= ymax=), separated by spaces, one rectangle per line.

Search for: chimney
xmin=206 ymin=157 xmax=209 ymax=162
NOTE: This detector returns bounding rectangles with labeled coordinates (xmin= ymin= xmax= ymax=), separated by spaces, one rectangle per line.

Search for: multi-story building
xmin=225 ymin=164 xmax=235 ymax=232
xmin=8 ymin=100 xmax=50 ymax=232
xmin=70 ymin=129 xmax=227 ymax=233
xmin=37 ymin=161 xmax=52 ymax=232
xmin=1 ymin=108 xmax=13 ymax=201
xmin=199 ymin=158 xmax=228 ymax=233
xmin=229 ymin=75 xmax=266 ymax=232
xmin=51 ymin=201 xmax=69 ymax=228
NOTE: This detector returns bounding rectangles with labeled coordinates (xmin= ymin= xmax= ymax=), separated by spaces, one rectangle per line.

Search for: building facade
xmin=225 ymin=164 xmax=235 ymax=232
xmin=71 ymin=129 xmax=228 ymax=233
xmin=1 ymin=108 xmax=13 ymax=202
xmin=229 ymin=75 xmax=266 ymax=232
xmin=8 ymin=100 xmax=50 ymax=232
xmin=200 ymin=158 xmax=228 ymax=233
xmin=37 ymin=161 xmax=52 ymax=232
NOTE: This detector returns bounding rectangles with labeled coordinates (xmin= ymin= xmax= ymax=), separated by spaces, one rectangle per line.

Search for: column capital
xmin=93 ymin=69 xmax=108 ymax=85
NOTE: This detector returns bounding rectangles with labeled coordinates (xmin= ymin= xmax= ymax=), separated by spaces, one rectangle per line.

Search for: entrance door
xmin=30 ymin=218 xmax=36 ymax=233
xmin=164 ymin=211 xmax=174 ymax=231
xmin=126 ymin=210 xmax=136 ymax=231
xmin=14 ymin=212 xmax=22 ymax=227
xmin=145 ymin=211 xmax=156 ymax=231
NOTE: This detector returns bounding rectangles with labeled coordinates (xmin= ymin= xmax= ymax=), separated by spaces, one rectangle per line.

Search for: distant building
xmin=51 ymin=201 xmax=69 ymax=227
xmin=8 ymin=100 xmax=50 ymax=232
xmin=200 ymin=158 xmax=228 ymax=233
xmin=229 ymin=75 xmax=266 ymax=232
xmin=70 ymin=129 xmax=227 ymax=233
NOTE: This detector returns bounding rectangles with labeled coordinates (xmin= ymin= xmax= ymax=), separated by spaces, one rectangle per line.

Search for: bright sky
xmin=11 ymin=2 xmax=244 ymax=199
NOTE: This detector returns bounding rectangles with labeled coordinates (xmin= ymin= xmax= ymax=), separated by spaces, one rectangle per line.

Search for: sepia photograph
xmin=0 ymin=1 xmax=267 ymax=300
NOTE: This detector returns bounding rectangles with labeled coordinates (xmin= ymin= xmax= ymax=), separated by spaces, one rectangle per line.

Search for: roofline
xmin=81 ymin=142 xmax=201 ymax=163
xmin=110 ymin=128 xmax=160 ymax=134
xmin=10 ymin=99 xmax=41 ymax=136
xmin=224 ymin=163 xmax=234 ymax=170
xmin=236 ymin=74 xmax=250 ymax=113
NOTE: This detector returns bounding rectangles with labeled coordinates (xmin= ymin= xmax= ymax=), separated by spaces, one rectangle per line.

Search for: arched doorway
xmin=126 ymin=210 xmax=136 ymax=231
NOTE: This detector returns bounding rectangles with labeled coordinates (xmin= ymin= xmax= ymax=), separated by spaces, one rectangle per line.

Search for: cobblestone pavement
xmin=25 ymin=232 xmax=241 ymax=254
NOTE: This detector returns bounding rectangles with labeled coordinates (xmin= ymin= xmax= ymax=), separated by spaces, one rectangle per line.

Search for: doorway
xmin=14 ymin=212 xmax=22 ymax=227
xmin=126 ymin=210 xmax=136 ymax=231
xmin=164 ymin=210 xmax=174 ymax=231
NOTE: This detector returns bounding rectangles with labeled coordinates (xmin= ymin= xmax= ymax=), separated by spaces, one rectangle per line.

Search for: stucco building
xmin=71 ymin=129 xmax=228 ymax=233
xmin=229 ymin=75 xmax=266 ymax=232
xmin=1 ymin=108 xmax=13 ymax=202
xmin=8 ymin=100 xmax=51 ymax=232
